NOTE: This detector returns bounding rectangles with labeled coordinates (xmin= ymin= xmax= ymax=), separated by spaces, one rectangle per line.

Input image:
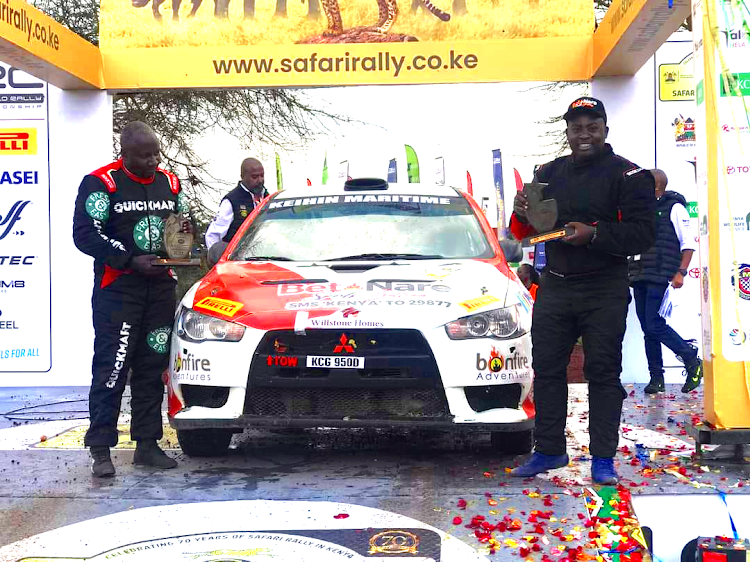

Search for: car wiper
xmin=323 ymin=253 xmax=444 ymax=261
xmin=241 ymin=256 xmax=293 ymax=261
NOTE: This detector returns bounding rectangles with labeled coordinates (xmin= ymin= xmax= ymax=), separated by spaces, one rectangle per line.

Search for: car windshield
xmin=230 ymin=193 xmax=494 ymax=262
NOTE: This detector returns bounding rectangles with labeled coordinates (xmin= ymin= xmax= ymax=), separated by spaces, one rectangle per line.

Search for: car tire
xmin=177 ymin=428 xmax=233 ymax=457
xmin=490 ymin=429 xmax=533 ymax=455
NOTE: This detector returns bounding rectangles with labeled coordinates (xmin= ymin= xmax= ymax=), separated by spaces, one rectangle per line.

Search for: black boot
xmin=644 ymin=375 xmax=665 ymax=395
xmin=90 ymin=446 xmax=116 ymax=477
xmin=134 ymin=441 xmax=178 ymax=469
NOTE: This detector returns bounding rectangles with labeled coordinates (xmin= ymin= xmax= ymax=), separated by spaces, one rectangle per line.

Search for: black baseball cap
xmin=563 ymin=97 xmax=607 ymax=124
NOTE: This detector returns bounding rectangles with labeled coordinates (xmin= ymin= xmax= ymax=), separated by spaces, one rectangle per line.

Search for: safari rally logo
xmin=133 ymin=215 xmax=164 ymax=251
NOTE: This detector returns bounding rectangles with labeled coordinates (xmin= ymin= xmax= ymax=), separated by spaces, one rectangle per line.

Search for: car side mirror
xmin=498 ymin=238 xmax=523 ymax=264
xmin=208 ymin=241 xmax=229 ymax=268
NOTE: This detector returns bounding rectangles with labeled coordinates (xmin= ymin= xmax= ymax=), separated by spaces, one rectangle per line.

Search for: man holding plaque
xmin=73 ymin=121 xmax=191 ymax=477
xmin=509 ymin=97 xmax=656 ymax=485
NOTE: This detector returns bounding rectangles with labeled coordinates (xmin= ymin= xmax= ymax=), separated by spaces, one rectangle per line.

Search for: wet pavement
xmin=0 ymin=384 xmax=748 ymax=560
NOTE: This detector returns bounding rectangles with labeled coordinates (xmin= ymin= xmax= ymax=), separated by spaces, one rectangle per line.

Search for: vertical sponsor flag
xmin=492 ymin=149 xmax=506 ymax=239
xmin=435 ymin=156 xmax=445 ymax=185
xmin=322 ymin=152 xmax=329 ymax=185
xmin=275 ymin=153 xmax=283 ymax=191
xmin=307 ymin=178 xmax=312 ymax=186
xmin=387 ymin=158 xmax=398 ymax=182
xmin=405 ymin=145 xmax=420 ymax=183
xmin=466 ymin=171 xmax=473 ymax=196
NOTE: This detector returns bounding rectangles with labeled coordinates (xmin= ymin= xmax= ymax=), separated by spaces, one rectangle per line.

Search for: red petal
xmin=520 ymin=547 xmax=531 ymax=557
xmin=452 ymin=517 xmax=463 ymax=525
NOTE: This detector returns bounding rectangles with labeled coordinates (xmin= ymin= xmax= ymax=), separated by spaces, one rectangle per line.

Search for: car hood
xmin=189 ymin=259 xmax=524 ymax=331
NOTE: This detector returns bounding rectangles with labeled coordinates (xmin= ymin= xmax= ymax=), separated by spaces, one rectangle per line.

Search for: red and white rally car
xmin=167 ymin=178 xmax=535 ymax=456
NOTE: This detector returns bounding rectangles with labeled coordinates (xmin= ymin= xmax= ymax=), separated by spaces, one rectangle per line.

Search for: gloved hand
xmin=129 ymin=254 xmax=164 ymax=277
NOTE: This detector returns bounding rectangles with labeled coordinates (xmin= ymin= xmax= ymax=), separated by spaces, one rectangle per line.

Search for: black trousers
xmin=531 ymin=271 xmax=629 ymax=458
xmin=84 ymin=274 xmax=176 ymax=448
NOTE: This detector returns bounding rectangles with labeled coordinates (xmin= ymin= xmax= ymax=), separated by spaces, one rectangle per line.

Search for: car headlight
xmin=445 ymin=305 xmax=529 ymax=340
xmin=176 ymin=307 xmax=245 ymax=343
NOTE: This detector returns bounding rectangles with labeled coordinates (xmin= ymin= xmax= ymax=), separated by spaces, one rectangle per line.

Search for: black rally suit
xmin=73 ymin=159 xmax=186 ymax=448
xmin=510 ymin=145 xmax=656 ymax=458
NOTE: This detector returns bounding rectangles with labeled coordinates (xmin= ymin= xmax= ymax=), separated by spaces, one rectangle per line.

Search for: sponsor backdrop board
xmin=0 ymin=62 xmax=51 ymax=372
xmin=97 ymin=0 xmax=593 ymax=88
xmin=654 ymin=40 xmax=702 ymax=372
xmin=711 ymin=6 xmax=750 ymax=362
xmin=689 ymin=0 xmax=750 ymax=428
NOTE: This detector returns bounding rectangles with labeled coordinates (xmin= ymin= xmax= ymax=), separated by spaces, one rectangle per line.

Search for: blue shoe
xmin=510 ymin=452 xmax=569 ymax=477
xmin=591 ymin=456 xmax=619 ymax=485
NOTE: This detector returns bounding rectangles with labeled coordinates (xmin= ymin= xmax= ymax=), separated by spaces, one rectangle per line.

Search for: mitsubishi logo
xmin=333 ymin=333 xmax=355 ymax=353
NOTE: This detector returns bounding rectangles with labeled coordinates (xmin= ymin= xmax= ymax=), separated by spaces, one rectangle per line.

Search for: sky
xmin=193 ymin=80 xmax=589 ymax=224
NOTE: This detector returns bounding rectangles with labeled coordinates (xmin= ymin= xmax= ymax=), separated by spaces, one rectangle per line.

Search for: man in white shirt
xmin=629 ymin=169 xmax=702 ymax=395
xmin=205 ymin=158 xmax=269 ymax=250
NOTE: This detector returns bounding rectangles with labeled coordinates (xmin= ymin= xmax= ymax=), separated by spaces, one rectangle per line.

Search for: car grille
xmin=245 ymin=388 xmax=451 ymax=419
xmin=464 ymin=384 xmax=523 ymax=413
xmin=182 ymin=385 xmax=230 ymax=408
xmin=245 ymin=329 xmax=450 ymax=420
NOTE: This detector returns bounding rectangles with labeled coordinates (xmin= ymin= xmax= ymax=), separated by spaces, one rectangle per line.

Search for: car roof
xmin=273 ymin=181 xmax=465 ymax=199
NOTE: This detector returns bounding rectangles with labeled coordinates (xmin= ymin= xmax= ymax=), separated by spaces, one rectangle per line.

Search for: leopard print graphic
xmin=320 ymin=0 xmax=449 ymax=35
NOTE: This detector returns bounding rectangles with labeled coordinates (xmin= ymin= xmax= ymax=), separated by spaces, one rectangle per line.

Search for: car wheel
xmin=177 ymin=428 xmax=233 ymax=457
xmin=491 ymin=429 xmax=533 ymax=455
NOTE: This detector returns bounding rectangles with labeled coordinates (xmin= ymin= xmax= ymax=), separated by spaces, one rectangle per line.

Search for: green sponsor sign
xmin=697 ymin=79 xmax=705 ymax=106
xmin=720 ymin=73 xmax=750 ymax=97
xmin=688 ymin=201 xmax=699 ymax=218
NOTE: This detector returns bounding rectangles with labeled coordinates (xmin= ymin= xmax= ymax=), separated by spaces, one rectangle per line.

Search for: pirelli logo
xmin=0 ymin=129 xmax=37 ymax=155
xmin=194 ymin=297 xmax=244 ymax=317
xmin=459 ymin=295 xmax=500 ymax=312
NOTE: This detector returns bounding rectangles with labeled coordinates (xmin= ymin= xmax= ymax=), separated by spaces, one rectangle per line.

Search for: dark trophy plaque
xmin=152 ymin=213 xmax=201 ymax=266
xmin=522 ymin=182 xmax=574 ymax=246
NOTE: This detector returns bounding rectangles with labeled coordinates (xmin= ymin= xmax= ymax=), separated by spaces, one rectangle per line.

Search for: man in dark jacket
xmin=73 ymin=121 xmax=190 ymax=477
xmin=630 ymin=169 xmax=702 ymax=395
xmin=509 ymin=97 xmax=656 ymax=485
xmin=205 ymin=158 xmax=269 ymax=250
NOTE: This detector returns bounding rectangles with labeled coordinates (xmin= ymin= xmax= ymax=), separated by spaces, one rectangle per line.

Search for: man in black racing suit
xmin=508 ymin=98 xmax=656 ymax=485
xmin=73 ymin=121 xmax=191 ymax=477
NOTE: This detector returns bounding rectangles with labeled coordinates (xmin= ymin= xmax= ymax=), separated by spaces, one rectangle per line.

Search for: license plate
xmin=306 ymin=356 xmax=365 ymax=369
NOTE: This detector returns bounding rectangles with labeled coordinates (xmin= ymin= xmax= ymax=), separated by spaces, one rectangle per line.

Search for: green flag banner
xmin=275 ymin=153 xmax=283 ymax=191
xmin=405 ymin=145 xmax=420 ymax=184
xmin=322 ymin=152 xmax=329 ymax=185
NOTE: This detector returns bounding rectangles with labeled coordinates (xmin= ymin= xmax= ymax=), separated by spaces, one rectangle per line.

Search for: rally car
xmin=167 ymin=178 xmax=535 ymax=457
